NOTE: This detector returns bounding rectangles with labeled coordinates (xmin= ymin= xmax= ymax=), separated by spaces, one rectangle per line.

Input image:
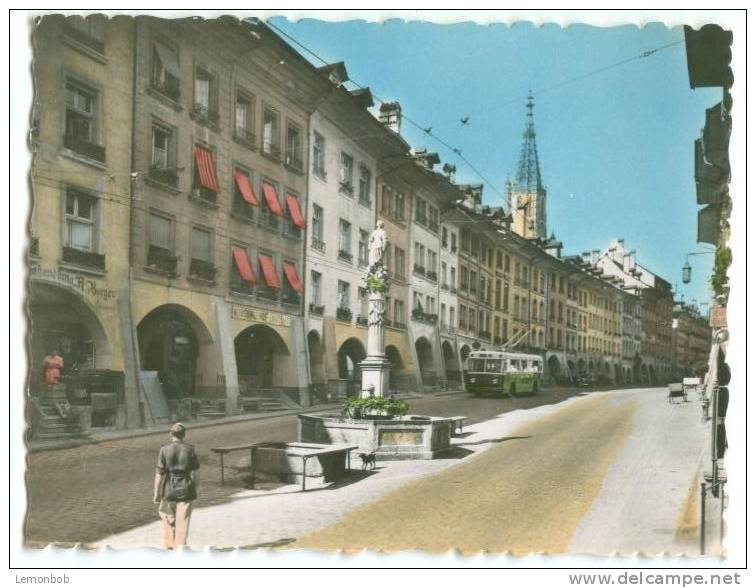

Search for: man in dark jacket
xmin=153 ymin=422 xmax=200 ymax=549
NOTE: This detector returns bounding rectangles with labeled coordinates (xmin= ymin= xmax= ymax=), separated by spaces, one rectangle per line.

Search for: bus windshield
xmin=467 ymin=358 xmax=503 ymax=373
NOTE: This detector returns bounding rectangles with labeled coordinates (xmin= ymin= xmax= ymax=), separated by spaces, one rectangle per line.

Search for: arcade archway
xmin=338 ymin=338 xmax=366 ymax=393
xmin=307 ymin=330 xmax=325 ymax=384
xmin=442 ymin=340 xmax=460 ymax=384
xmin=235 ymin=324 xmax=290 ymax=392
xmin=415 ymin=337 xmax=435 ymax=386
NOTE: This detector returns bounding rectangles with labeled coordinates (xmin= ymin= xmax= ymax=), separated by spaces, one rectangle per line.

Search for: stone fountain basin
xmin=252 ymin=441 xmax=348 ymax=484
xmin=297 ymin=414 xmax=452 ymax=460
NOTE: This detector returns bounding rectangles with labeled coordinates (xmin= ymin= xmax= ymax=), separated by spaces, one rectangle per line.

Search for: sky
xmin=269 ymin=16 xmax=723 ymax=309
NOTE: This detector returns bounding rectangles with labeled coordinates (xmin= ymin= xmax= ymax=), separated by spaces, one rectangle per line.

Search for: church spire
xmin=516 ymin=92 xmax=543 ymax=194
xmin=510 ymin=92 xmax=547 ymax=240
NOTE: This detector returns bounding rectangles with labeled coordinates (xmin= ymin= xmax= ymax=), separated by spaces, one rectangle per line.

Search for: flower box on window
xmin=64 ymin=134 xmax=105 ymax=163
xmin=336 ymin=307 xmax=353 ymax=322
xmin=149 ymin=166 xmax=178 ymax=188
xmin=147 ymin=245 xmax=177 ymax=275
xmin=309 ymin=303 xmax=325 ymax=316
xmin=190 ymin=103 xmax=220 ymax=126
xmin=189 ymin=258 xmax=216 ymax=282
xmin=62 ymin=246 xmax=105 ymax=271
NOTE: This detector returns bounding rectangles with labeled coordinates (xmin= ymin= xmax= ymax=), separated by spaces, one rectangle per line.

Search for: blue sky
xmin=269 ymin=17 xmax=722 ymax=308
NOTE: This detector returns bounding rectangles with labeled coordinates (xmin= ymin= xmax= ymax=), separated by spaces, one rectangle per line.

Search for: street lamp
xmin=681 ymin=251 xmax=716 ymax=284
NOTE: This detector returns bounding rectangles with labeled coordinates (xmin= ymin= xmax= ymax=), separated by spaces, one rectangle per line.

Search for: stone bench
xmin=448 ymin=416 xmax=467 ymax=435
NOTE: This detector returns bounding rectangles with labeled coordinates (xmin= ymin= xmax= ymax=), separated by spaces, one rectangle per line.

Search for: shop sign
xmin=710 ymin=305 xmax=727 ymax=328
xmin=231 ymin=304 xmax=291 ymax=327
xmin=30 ymin=266 xmax=117 ymax=303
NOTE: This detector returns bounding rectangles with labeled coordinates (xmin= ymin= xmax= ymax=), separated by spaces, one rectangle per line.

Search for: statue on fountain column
xmin=367 ymin=220 xmax=387 ymax=270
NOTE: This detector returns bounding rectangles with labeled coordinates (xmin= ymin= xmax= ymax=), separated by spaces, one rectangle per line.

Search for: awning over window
xmin=232 ymin=246 xmax=257 ymax=285
xmin=259 ymin=254 xmax=281 ymax=289
xmin=194 ymin=146 xmax=220 ymax=192
xmin=283 ymin=261 xmax=303 ymax=294
xmin=286 ymin=194 xmax=306 ymax=229
xmin=261 ymin=182 xmax=284 ymax=217
xmin=234 ymin=171 xmax=259 ymax=206
xmin=154 ymin=42 xmax=181 ymax=78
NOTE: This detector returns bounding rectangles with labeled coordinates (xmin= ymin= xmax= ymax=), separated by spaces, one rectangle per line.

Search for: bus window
xmin=485 ymin=359 xmax=502 ymax=373
xmin=467 ymin=358 xmax=486 ymax=372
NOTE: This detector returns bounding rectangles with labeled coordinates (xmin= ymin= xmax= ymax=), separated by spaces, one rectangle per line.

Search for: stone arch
xmin=385 ymin=344 xmax=404 ymax=391
xmin=415 ymin=336 xmax=435 ymax=386
xmin=614 ymin=364 xmax=622 ymax=384
xmin=235 ymin=324 xmax=290 ymax=391
xmin=28 ymin=280 xmax=114 ymax=390
xmin=577 ymin=358 xmax=586 ymax=377
xmin=460 ymin=344 xmax=471 ymax=363
xmin=442 ymin=340 xmax=460 ymax=384
xmin=307 ymin=330 xmax=325 ymax=385
xmin=136 ymin=304 xmax=214 ymax=401
xmin=338 ymin=337 xmax=366 ymax=385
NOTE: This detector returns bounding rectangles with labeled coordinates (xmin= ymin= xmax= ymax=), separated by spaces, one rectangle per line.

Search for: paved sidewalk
xmin=100 ymin=393 xmax=588 ymax=550
xmin=567 ymin=389 xmax=708 ymax=556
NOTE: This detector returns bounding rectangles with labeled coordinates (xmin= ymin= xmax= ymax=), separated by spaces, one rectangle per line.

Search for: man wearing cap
xmin=153 ymin=422 xmax=200 ymax=549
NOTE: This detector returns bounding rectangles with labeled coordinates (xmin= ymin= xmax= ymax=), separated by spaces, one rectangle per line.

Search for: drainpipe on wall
xmin=125 ymin=19 xmax=147 ymax=428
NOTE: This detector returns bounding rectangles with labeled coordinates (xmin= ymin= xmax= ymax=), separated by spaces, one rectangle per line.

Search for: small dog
xmin=358 ymin=451 xmax=377 ymax=470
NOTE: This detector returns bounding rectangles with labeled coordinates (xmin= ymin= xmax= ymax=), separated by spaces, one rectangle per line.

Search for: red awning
xmin=232 ymin=246 xmax=257 ymax=285
xmin=259 ymin=255 xmax=281 ymax=289
xmin=286 ymin=194 xmax=306 ymax=229
xmin=194 ymin=146 xmax=220 ymax=192
xmin=283 ymin=261 xmax=303 ymax=294
xmin=234 ymin=171 xmax=259 ymax=207
xmin=261 ymin=182 xmax=284 ymax=217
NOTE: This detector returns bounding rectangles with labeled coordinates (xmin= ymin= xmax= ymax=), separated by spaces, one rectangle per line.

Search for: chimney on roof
xmin=411 ymin=148 xmax=440 ymax=170
xmin=379 ymin=102 xmax=402 ymax=134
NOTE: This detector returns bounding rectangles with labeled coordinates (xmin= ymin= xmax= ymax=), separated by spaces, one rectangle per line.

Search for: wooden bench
xmin=285 ymin=444 xmax=359 ymax=491
xmin=211 ymin=443 xmax=261 ymax=486
xmin=448 ymin=416 xmax=467 ymax=435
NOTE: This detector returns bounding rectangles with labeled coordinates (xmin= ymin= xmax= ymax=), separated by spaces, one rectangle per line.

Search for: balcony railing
xmin=189 ymin=259 xmax=216 ymax=282
xmin=393 ymin=321 xmax=407 ymax=330
xmin=190 ymin=103 xmax=220 ymax=126
xmin=146 ymin=245 xmax=177 ymax=276
xmin=311 ymin=237 xmax=325 ymax=253
xmin=413 ymin=264 xmax=426 ymax=276
xmin=191 ymin=186 xmax=217 ymax=206
xmin=262 ymin=142 xmax=281 ymax=160
xmin=62 ymin=246 xmax=105 ymax=271
xmin=258 ymin=212 xmax=280 ymax=233
xmin=426 ymin=270 xmax=438 ymax=282
xmin=411 ymin=308 xmax=438 ymax=325
xmin=64 ymin=133 xmax=105 ymax=163
xmin=428 ymin=221 xmax=439 ymax=233
xmin=284 ymin=152 xmax=304 ymax=172
xmin=282 ymin=293 xmax=302 ymax=307
xmin=356 ymin=315 xmax=368 ymax=326
xmin=479 ymin=331 xmax=492 ymax=340
xmin=339 ymin=181 xmax=354 ymax=195
xmin=230 ymin=280 xmax=255 ymax=297
xmin=336 ymin=307 xmax=353 ymax=322
xmin=309 ymin=303 xmax=325 ymax=316
xmin=149 ymin=166 xmax=178 ymax=188
xmin=151 ymin=77 xmax=180 ymax=102
xmin=233 ymin=127 xmax=255 ymax=148
xmin=338 ymin=250 xmax=353 ymax=263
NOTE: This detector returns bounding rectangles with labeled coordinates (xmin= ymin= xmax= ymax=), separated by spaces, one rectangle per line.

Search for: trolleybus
xmin=463 ymin=350 xmax=543 ymax=397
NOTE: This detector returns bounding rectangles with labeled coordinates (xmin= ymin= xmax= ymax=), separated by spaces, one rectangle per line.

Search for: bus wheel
xmin=510 ymin=383 xmax=517 ymax=397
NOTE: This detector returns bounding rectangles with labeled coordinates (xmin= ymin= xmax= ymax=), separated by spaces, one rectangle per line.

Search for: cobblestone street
xmin=25 ymin=389 xmax=586 ymax=545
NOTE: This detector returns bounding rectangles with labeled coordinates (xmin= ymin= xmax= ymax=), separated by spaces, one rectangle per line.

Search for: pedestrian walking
xmin=42 ymin=349 xmax=63 ymax=386
xmin=153 ymin=422 xmax=200 ymax=549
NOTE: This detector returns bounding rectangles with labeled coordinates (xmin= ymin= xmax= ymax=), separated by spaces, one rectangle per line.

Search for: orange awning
xmin=261 ymin=182 xmax=284 ymax=217
xmin=259 ymin=255 xmax=281 ymax=289
xmin=286 ymin=194 xmax=306 ymax=229
xmin=194 ymin=145 xmax=220 ymax=192
xmin=232 ymin=246 xmax=257 ymax=285
xmin=234 ymin=171 xmax=259 ymax=207
xmin=283 ymin=261 xmax=303 ymax=294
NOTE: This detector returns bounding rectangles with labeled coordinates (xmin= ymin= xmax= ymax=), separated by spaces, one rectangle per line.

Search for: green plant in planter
xmin=710 ymin=246 xmax=732 ymax=296
xmin=342 ymin=396 xmax=409 ymax=419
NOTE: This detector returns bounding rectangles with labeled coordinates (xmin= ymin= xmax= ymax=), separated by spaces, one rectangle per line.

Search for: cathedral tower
xmin=509 ymin=92 xmax=547 ymax=240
